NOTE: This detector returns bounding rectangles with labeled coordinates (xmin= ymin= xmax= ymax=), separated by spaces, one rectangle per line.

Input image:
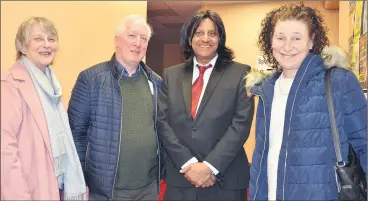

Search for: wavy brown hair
xmin=257 ymin=2 xmax=329 ymax=69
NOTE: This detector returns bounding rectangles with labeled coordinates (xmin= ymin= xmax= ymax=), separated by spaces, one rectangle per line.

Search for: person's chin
xmin=38 ymin=60 xmax=48 ymax=66
xmin=133 ymin=55 xmax=144 ymax=60
xmin=279 ymin=62 xmax=294 ymax=69
xmin=197 ymin=53 xmax=215 ymax=59
xmin=43 ymin=63 xmax=52 ymax=67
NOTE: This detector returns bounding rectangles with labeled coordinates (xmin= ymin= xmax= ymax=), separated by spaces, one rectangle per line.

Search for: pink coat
xmin=1 ymin=61 xmax=60 ymax=200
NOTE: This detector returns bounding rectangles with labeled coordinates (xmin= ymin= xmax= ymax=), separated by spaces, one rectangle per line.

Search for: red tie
xmin=191 ymin=64 xmax=212 ymax=119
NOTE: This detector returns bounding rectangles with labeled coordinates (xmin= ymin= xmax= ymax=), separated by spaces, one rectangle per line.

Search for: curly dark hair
xmin=180 ymin=9 xmax=234 ymax=64
xmin=257 ymin=2 xmax=329 ymax=69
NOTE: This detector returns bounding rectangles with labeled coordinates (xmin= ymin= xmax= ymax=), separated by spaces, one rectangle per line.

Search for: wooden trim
xmin=324 ymin=1 xmax=339 ymax=10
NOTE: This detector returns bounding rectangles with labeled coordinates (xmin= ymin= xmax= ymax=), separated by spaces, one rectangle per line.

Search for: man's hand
xmin=180 ymin=162 xmax=213 ymax=187
xmin=200 ymin=174 xmax=216 ymax=188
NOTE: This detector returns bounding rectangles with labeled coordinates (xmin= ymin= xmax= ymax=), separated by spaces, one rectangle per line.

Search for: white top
xmin=267 ymin=73 xmax=294 ymax=200
xmin=181 ymin=54 xmax=220 ymax=175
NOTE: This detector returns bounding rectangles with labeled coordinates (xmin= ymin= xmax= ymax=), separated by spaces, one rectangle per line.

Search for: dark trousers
xmin=164 ymin=185 xmax=247 ymax=201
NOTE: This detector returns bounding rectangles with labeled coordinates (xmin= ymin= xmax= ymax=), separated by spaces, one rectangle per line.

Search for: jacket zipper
xmin=151 ymin=79 xmax=161 ymax=193
xmin=152 ymin=79 xmax=161 ymax=193
xmin=282 ymin=90 xmax=297 ymax=200
xmin=252 ymin=95 xmax=268 ymax=201
xmin=282 ymin=56 xmax=315 ymax=200
xmin=85 ymin=143 xmax=89 ymax=172
xmin=282 ymin=87 xmax=300 ymax=200
xmin=111 ymin=75 xmax=123 ymax=200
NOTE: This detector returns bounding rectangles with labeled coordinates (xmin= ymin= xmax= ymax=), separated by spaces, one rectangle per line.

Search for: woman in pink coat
xmin=1 ymin=17 xmax=87 ymax=200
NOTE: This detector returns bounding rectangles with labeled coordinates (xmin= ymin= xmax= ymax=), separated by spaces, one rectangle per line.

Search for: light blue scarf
xmin=22 ymin=56 xmax=87 ymax=200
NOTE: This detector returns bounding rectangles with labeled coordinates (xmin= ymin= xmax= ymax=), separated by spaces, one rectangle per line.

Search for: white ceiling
xmin=147 ymin=1 xmax=258 ymax=44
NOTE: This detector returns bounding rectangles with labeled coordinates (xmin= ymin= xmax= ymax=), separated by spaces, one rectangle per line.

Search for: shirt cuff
xmin=181 ymin=157 xmax=198 ymax=169
xmin=203 ymin=161 xmax=219 ymax=175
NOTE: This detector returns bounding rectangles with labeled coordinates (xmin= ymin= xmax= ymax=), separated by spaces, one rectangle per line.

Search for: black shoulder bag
xmin=325 ymin=68 xmax=367 ymax=201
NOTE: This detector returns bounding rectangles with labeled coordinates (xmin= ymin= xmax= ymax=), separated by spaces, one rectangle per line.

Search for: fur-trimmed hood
xmin=245 ymin=46 xmax=351 ymax=97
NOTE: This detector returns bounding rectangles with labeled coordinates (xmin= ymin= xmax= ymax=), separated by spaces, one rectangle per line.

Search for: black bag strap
xmin=325 ymin=68 xmax=345 ymax=166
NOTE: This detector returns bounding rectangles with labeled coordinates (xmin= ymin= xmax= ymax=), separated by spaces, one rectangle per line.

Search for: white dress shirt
xmin=181 ymin=55 xmax=219 ymax=175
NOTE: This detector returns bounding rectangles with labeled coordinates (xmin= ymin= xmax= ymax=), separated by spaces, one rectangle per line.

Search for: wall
xmin=204 ymin=1 xmax=339 ymax=70
xmin=339 ymin=1 xmax=350 ymax=52
xmin=204 ymin=1 xmax=339 ymax=161
xmin=163 ymin=44 xmax=183 ymax=69
xmin=1 ymin=1 xmax=147 ymax=105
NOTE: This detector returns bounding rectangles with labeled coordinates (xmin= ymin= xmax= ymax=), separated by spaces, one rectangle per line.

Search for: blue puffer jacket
xmin=68 ymin=54 xmax=163 ymax=200
xmin=247 ymin=47 xmax=367 ymax=201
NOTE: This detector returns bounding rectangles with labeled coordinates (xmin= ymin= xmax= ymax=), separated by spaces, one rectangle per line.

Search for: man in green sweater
xmin=69 ymin=15 xmax=163 ymax=201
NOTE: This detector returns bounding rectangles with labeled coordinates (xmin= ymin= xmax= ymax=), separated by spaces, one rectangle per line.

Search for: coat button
xmin=192 ymin=127 xmax=197 ymax=131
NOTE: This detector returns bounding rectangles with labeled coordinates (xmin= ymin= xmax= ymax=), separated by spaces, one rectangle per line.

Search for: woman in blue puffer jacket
xmin=246 ymin=3 xmax=367 ymax=201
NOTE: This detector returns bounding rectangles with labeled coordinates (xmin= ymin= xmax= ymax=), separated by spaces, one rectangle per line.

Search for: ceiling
xmin=147 ymin=1 xmax=257 ymax=44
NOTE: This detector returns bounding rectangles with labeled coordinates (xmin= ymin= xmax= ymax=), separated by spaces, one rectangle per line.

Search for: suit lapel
xmin=182 ymin=61 xmax=194 ymax=119
xmin=10 ymin=63 xmax=54 ymax=166
xmin=195 ymin=59 xmax=227 ymax=119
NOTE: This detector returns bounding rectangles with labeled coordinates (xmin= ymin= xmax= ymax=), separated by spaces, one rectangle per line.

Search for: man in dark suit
xmin=157 ymin=9 xmax=254 ymax=201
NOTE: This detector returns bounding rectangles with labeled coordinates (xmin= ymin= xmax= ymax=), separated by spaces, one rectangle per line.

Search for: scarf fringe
xmin=63 ymin=192 xmax=88 ymax=201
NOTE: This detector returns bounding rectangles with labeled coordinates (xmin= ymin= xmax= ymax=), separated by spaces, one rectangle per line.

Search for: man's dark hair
xmin=180 ymin=9 xmax=234 ymax=64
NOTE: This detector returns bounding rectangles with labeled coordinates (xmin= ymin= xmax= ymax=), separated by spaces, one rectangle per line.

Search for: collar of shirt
xmin=115 ymin=59 xmax=141 ymax=77
xmin=192 ymin=54 xmax=218 ymax=84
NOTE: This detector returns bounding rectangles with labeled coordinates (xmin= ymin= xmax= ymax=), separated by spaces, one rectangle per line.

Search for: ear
xmin=114 ymin=36 xmax=119 ymax=48
xmin=16 ymin=40 xmax=26 ymax=55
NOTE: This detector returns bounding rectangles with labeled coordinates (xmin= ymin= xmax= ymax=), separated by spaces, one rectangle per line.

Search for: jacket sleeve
xmin=68 ymin=71 xmax=90 ymax=174
xmin=1 ymin=80 xmax=32 ymax=200
xmin=157 ymin=69 xmax=195 ymax=169
xmin=342 ymin=71 xmax=367 ymax=173
xmin=204 ymin=68 xmax=255 ymax=173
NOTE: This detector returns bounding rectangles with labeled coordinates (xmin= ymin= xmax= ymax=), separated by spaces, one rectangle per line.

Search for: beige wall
xmin=204 ymin=1 xmax=339 ymax=162
xmin=339 ymin=1 xmax=350 ymax=52
xmin=1 ymin=1 xmax=147 ymax=105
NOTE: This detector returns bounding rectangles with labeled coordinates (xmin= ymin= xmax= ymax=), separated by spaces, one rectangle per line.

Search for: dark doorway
xmin=146 ymin=1 xmax=201 ymax=76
